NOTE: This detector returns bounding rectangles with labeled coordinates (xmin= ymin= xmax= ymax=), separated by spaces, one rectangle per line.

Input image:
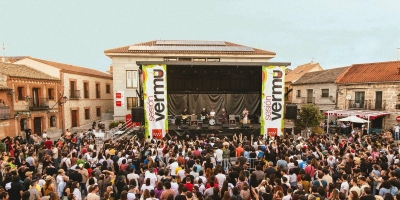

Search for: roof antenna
xmin=1 ymin=43 xmax=5 ymax=63
xmin=310 ymin=58 xmax=314 ymax=64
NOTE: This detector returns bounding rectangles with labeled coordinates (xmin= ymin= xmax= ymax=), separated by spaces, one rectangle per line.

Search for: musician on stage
xmin=220 ymin=108 xmax=227 ymax=124
xmin=209 ymin=108 xmax=216 ymax=119
xmin=182 ymin=108 xmax=189 ymax=124
xmin=242 ymin=108 xmax=249 ymax=124
xmin=200 ymin=107 xmax=208 ymax=123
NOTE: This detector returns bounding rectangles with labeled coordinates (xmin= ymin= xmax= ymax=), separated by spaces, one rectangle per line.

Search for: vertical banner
xmin=142 ymin=64 xmax=168 ymax=139
xmin=261 ymin=66 xmax=285 ymax=137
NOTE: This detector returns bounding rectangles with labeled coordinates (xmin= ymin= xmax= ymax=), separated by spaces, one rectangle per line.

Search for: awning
xmin=324 ymin=110 xmax=390 ymax=120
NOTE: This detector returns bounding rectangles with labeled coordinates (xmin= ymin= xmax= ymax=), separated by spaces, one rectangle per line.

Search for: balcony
xmin=0 ymin=106 xmax=11 ymax=119
xmin=70 ymin=90 xmax=81 ymax=99
xmin=28 ymin=98 xmax=49 ymax=110
xmin=348 ymin=100 xmax=386 ymax=110
xmin=300 ymin=97 xmax=315 ymax=104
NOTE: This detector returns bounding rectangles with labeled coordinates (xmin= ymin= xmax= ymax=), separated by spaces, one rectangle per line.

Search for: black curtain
xmin=168 ymin=94 xmax=260 ymax=117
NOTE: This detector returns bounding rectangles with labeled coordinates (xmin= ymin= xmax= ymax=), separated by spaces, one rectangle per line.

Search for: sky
xmin=1 ymin=1 xmax=400 ymax=72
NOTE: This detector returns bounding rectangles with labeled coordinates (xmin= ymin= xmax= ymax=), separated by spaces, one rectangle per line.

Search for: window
xmin=106 ymin=84 xmax=111 ymax=94
xmin=127 ymin=97 xmax=138 ymax=110
xmin=50 ymin=116 xmax=56 ymax=127
xmin=85 ymin=108 xmax=90 ymax=120
xmin=164 ymin=58 xmax=177 ymax=61
xmin=96 ymin=83 xmax=100 ymax=99
xmin=48 ymin=88 xmax=54 ymax=100
xmin=126 ymin=70 xmax=138 ymax=88
xmin=84 ymin=82 xmax=89 ymax=98
xmin=207 ymin=58 xmax=220 ymax=62
xmin=321 ymin=89 xmax=329 ymax=98
xmin=355 ymin=92 xmax=365 ymax=107
xmin=296 ymin=90 xmax=301 ymax=98
xmin=193 ymin=58 xmax=206 ymax=62
xmin=17 ymin=87 xmax=24 ymax=100
xmin=96 ymin=107 xmax=101 ymax=117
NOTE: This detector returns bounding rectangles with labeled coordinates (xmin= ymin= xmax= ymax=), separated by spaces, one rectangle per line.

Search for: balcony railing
xmin=348 ymin=99 xmax=386 ymax=110
xmin=0 ymin=106 xmax=10 ymax=119
xmin=301 ymin=97 xmax=315 ymax=104
xmin=28 ymin=98 xmax=49 ymax=110
xmin=70 ymin=90 xmax=81 ymax=99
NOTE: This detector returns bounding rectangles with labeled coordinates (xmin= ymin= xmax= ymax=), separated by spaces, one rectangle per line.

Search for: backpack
xmin=257 ymin=150 xmax=264 ymax=158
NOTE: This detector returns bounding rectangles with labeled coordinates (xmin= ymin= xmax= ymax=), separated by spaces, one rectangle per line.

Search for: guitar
xmin=182 ymin=115 xmax=189 ymax=120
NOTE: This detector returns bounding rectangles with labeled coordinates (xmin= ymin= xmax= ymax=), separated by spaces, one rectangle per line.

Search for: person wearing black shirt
xmin=175 ymin=187 xmax=188 ymax=200
xmin=9 ymin=175 xmax=23 ymax=200
xmin=360 ymin=187 xmax=375 ymax=200
xmin=200 ymin=108 xmax=208 ymax=123
xmin=69 ymin=167 xmax=83 ymax=183
xmin=209 ymin=187 xmax=222 ymax=200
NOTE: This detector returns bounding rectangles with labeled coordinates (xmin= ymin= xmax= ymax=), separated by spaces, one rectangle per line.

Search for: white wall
xmin=14 ymin=59 xmax=60 ymax=78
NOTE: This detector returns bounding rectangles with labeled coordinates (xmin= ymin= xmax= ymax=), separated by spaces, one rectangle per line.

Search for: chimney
xmin=1 ymin=57 xmax=4 ymax=63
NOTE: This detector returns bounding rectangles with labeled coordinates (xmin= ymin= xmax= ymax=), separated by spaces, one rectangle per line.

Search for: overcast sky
xmin=1 ymin=1 xmax=400 ymax=72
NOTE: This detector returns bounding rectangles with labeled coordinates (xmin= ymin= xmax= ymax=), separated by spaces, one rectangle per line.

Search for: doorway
xmin=71 ymin=110 xmax=78 ymax=127
xmin=33 ymin=117 xmax=42 ymax=134
xmin=306 ymin=89 xmax=313 ymax=103
xmin=375 ymin=91 xmax=382 ymax=109
xmin=32 ymin=88 xmax=39 ymax=107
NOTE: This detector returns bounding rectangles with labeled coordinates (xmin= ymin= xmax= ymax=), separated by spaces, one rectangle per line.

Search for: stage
xmin=167 ymin=123 xmax=261 ymax=138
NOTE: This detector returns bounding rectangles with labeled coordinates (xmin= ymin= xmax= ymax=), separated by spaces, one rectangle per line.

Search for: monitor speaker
xmin=181 ymin=124 xmax=188 ymax=129
xmin=175 ymin=116 xmax=182 ymax=126
xmin=222 ymin=124 xmax=229 ymax=128
xmin=242 ymin=124 xmax=250 ymax=128
xmin=202 ymin=124 xmax=209 ymax=129
xmin=131 ymin=107 xmax=144 ymax=122
xmin=285 ymin=104 xmax=298 ymax=120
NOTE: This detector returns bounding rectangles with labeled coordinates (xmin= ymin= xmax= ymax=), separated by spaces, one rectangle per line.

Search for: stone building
xmin=104 ymin=40 xmax=276 ymax=121
xmin=334 ymin=60 xmax=399 ymax=130
xmin=284 ymin=62 xmax=323 ymax=104
xmin=291 ymin=66 xmax=349 ymax=111
xmin=0 ymin=62 xmax=61 ymax=137
xmin=14 ymin=57 xmax=113 ymax=132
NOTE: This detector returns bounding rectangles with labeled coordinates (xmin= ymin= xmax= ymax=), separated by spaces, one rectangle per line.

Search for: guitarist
xmin=200 ymin=107 xmax=209 ymax=124
xmin=182 ymin=108 xmax=189 ymax=124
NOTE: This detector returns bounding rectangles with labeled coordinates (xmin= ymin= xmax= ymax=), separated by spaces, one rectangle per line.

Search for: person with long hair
xmin=141 ymin=189 xmax=151 ymax=200
xmin=347 ymin=191 xmax=359 ymax=200
xmin=71 ymin=181 xmax=81 ymax=200
xmin=154 ymin=182 xmax=164 ymax=199
xmin=328 ymin=189 xmax=340 ymax=200
xmin=43 ymin=176 xmax=56 ymax=196
xmin=120 ymin=191 xmax=128 ymax=200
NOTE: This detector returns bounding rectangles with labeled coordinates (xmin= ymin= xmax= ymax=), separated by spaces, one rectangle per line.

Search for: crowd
xmin=0 ymin=125 xmax=399 ymax=200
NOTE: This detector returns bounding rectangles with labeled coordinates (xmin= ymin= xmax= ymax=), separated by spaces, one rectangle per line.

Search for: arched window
xmin=50 ymin=116 xmax=56 ymax=127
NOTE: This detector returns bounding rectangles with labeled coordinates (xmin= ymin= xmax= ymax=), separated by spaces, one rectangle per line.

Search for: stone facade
xmin=337 ymin=83 xmax=400 ymax=128
xmin=291 ymin=83 xmax=338 ymax=111
xmin=62 ymin=73 xmax=113 ymax=129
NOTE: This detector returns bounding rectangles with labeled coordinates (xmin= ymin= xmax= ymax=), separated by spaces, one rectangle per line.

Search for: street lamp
xmin=59 ymin=96 xmax=68 ymax=105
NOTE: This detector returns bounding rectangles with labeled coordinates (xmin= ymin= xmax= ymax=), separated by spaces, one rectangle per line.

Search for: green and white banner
xmin=142 ymin=64 xmax=168 ymax=139
xmin=261 ymin=66 xmax=285 ymax=137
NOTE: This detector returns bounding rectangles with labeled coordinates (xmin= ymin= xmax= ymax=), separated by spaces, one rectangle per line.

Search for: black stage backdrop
xmin=168 ymin=94 xmax=260 ymax=117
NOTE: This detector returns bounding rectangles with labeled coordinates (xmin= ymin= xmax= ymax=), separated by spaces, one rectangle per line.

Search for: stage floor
xmin=168 ymin=123 xmax=261 ymax=138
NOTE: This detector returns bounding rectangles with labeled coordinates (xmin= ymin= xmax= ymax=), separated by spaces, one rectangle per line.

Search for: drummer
xmin=209 ymin=108 xmax=216 ymax=119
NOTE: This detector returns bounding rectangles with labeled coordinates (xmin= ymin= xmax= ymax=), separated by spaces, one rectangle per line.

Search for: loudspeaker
xmin=131 ymin=107 xmax=144 ymax=122
xmin=175 ymin=116 xmax=182 ymax=126
xmin=222 ymin=124 xmax=229 ymax=128
xmin=202 ymin=124 xmax=209 ymax=129
xmin=285 ymin=104 xmax=297 ymax=120
xmin=242 ymin=124 xmax=250 ymax=128
xmin=181 ymin=124 xmax=188 ymax=129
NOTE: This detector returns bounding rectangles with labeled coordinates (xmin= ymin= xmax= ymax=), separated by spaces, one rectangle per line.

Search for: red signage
xmin=116 ymin=100 xmax=122 ymax=107
xmin=267 ymin=128 xmax=278 ymax=137
xmin=396 ymin=116 xmax=400 ymax=122
xmin=152 ymin=129 xmax=163 ymax=139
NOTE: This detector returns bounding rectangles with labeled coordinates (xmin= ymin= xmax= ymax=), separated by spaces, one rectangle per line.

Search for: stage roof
xmin=136 ymin=61 xmax=291 ymax=67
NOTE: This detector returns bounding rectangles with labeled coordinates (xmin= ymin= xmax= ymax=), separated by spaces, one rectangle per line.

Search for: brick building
xmin=13 ymin=57 xmax=113 ymax=132
xmin=0 ymin=62 xmax=61 ymax=137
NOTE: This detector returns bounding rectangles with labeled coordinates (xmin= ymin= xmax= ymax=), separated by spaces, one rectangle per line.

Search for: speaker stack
xmin=285 ymin=104 xmax=298 ymax=120
xmin=131 ymin=107 xmax=144 ymax=122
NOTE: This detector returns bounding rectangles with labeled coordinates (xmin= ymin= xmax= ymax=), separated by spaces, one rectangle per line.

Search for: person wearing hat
xmin=23 ymin=171 xmax=33 ymax=191
xmin=28 ymin=177 xmax=41 ymax=200
xmin=78 ymin=164 xmax=88 ymax=197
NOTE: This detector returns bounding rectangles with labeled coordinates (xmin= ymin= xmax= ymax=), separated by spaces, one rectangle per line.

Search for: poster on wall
xmin=261 ymin=66 xmax=285 ymax=137
xmin=115 ymin=91 xmax=124 ymax=107
xmin=142 ymin=64 xmax=168 ymax=139
xmin=126 ymin=70 xmax=138 ymax=88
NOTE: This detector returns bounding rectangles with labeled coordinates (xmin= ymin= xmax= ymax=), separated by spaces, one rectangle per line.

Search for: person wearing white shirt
xmin=215 ymin=169 xmax=226 ymax=188
xmin=168 ymin=160 xmax=178 ymax=177
xmin=170 ymin=179 xmax=179 ymax=197
xmin=127 ymin=168 xmax=140 ymax=186
xmin=195 ymin=171 xmax=207 ymax=185
xmin=144 ymin=169 xmax=158 ymax=187
xmin=215 ymin=147 xmax=223 ymax=163
xmin=282 ymin=188 xmax=293 ymax=200
xmin=127 ymin=185 xmax=136 ymax=200
xmin=394 ymin=124 xmax=400 ymax=141
xmin=340 ymin=174 xmax=350 ymax=197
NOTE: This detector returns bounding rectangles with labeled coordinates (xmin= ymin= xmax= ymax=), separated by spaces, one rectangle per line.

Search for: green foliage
xmin=312 ymin=127 xmax=324 ymax=135
xmin=294 ymin=104 xmax=324 ymax=130
xmin=0 ymin=142 xmax=5 ymax=153
xmin=109 ymin=121 xmax=124 ymax=129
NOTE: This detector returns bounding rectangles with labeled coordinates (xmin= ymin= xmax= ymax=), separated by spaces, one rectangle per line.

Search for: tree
xmin=294 ymin=104 xmax=324 ymax=131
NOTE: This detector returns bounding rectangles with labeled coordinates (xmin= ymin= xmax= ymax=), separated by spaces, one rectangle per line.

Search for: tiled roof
xmin=292 ymin=66 xmax=349 ymax=85
xmin=104 ymin=40 xmax=276 ymax=56
xmin=336 ymin=60 xmax=400 ymax=84
xmin=27 ymin=57 xmax=112 ymax=79
xmin=285 ymin=62 xmax=322 ymax=83
xmin=3 ymin=56 xmax=28 ymax=63
xmin=0 ymin=62 xmax=59 ymax=80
